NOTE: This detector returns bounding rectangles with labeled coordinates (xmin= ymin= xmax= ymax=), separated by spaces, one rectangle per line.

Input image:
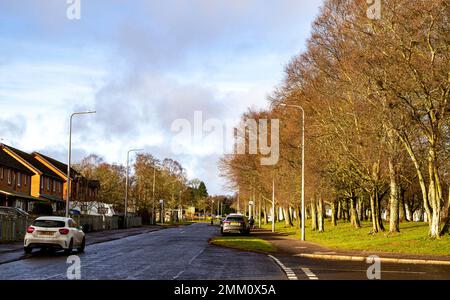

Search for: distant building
xmin=71 ymin=202 xmax=116 ymax=217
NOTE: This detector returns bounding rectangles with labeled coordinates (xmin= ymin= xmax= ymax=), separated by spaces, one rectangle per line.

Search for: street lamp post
xmin=159 ymin=199 xmax=164 ymax=224
xmin=151 ymin=166 xmax=156 ymax=225
xmin=280 ymin=103 xmax=306 ymax=241
xmin=66 ymin=111 xmax=96 ymax=217
xmin=125 ymin=148 xmax=144 ymax=227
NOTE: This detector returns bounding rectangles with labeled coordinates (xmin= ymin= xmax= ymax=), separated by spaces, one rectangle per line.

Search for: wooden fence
xmin=0 ymin=215 xmax=31 ymax=242
xmin=0 ymin=215 xmax=142 ymax=242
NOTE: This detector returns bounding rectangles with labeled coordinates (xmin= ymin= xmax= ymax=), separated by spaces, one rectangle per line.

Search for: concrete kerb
xmin=294 ymin=253 xmax=450 ymax=266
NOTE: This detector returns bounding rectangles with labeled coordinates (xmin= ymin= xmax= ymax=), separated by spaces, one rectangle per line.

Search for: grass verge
xmin=210 ymin=235 xmax=277 ymax=253
xmin=261 ymin=220 xmax=450 ymax=256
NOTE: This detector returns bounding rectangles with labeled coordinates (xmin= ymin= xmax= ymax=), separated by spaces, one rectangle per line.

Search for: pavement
xmin=253 ymin=228 xmax=450 ymax=280
xmin=0 ymin=223 xmax=285 ymax=280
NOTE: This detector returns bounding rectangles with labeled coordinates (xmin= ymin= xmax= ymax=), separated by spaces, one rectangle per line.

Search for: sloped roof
xmin=0 ymin=148 xmax=34 ymax=175
xmin=1 ymin=144 xmax=62 ymax=181
xmin=33 ymin=152 xmax=79 ymax=178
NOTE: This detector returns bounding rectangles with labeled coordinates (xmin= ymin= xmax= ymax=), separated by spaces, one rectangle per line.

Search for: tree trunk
xmin=358 ymin=197 xmax=364 ymax=222
xmin=311 ymin=201 xmax=318 ymax=231
xmin=292 ymin=207 xmax=296 ymax=221
xmin=343 ymin=200 xmax=350 ymax=222
xmin=397 ymin=132 xmax=444 ymax=238
xmin=331 ymin=200 xmax=338 ymax=226
xmin=263 ymin=203 xmax=268 ymax=225
xmin=440 ymin=188 xmax=450 ymax=235
xmin=283 ymin=207 xmax=292 ymax=227
xmin=405 ymin=198 xmax=413 ymax=222
xmin=350 ymin=195 xmax=361 ymax=228
xmin=428 ymin=150 xmax=442 ymax=238
xmin=388 ymin=156 xmax=400 ymax=233
xmin=296 ymin=206 xmax=301 ymax=229
xmin=317 ymin=198 xmax=324 ymax=232
xmin=337 ymin=200 xmax=342 ymax=220
xmin=399 ymin=188 xmax=408 ymax=222
xmin=370 ymin=189 xmax=385 ymax=233
xmin=274 ymin=206 xmax=279 ymax=222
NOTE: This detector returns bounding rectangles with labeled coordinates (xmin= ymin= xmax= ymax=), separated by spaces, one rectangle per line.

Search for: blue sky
xmin=0 ymin=0 xmax=324 ymax=195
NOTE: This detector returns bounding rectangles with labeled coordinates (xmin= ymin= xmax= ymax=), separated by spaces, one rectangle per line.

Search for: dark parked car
xmin=220 ymin=214 xmax=251 ymax=235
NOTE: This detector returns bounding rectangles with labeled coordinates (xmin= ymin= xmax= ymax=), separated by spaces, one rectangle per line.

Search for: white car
xmin=24 ymin=216 xmax=85 ymax=254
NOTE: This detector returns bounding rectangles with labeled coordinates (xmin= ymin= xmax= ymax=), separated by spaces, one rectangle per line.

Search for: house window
xmin=53 ymin=180 xmax=56 ymax=192
xmin=41 ymin=178 xmax=44 ymax=190
xmin=7 ymin=169 xmax=11 ymax=185
xmin=17 ymin=173 xmax=21 ymax=187
xmin=47 ymin=178 xmax=50 ymax=191
xmin=24 ymin=175 xmax=27 ymax=186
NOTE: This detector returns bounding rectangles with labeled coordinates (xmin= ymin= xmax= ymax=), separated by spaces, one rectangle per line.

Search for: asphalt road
xmin=0 ymin=223 xmax=448 ymax=280
xmin=272 ymin=253 xmax=450 ymax=280
xmin=0 ymin=223 xmax=284 ymax=280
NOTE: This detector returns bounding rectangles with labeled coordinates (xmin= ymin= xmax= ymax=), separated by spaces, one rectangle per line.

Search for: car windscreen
xmin=226 ymin=217 xmax=244 ymax=222
xmin=32 ymin=220 xmax=66 ymax=228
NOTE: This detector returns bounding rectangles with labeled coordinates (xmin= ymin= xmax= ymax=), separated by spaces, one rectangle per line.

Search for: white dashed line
xmin=173 ymin=270 xmax=185 ymax=280
xmin=268 ymin=255 xmax=298 ymax=280
xmin=188 ymin=249 xmax=205 ymax=264
xmin=301 ymin=267 xmax=319 ymax=280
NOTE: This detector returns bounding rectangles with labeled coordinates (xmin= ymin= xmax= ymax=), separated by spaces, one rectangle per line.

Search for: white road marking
xmin=170 ymin=248 xmax=205 ymax=280
xmin=189 ymin=249 xmax=205 ymax=264
xmin=310 ymin=267 xmax=426 ymax=275
xmin=41 ymin=273 xmax=65 ymax=280
xmin=301 ymin=267 xmax=319 ymax=280
xmin=173 ymin=270 xmax=185 ymax=280
xmin=268 ymin=255 xmax=298 ymax=280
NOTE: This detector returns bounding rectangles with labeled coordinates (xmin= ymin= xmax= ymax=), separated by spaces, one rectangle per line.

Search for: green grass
xmin=210 ymin=236 xmax=277 ymax=253
xmin=262 ymin=220 xmax=450 ymax=256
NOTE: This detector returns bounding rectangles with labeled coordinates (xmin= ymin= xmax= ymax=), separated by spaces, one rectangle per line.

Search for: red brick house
xmin=0 ymin=147 xmax=37 ymax=210
xmin=0 ymin=144 xmax=65 ymax=212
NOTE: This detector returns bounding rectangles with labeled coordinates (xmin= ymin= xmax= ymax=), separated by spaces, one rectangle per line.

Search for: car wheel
xmin=78 ymin=238 xmax=85 ymax=253
xmin=24 ymin=247 xmax=32 ymax=254
xmin=65 ymin=239 xmax=73 ymax=255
